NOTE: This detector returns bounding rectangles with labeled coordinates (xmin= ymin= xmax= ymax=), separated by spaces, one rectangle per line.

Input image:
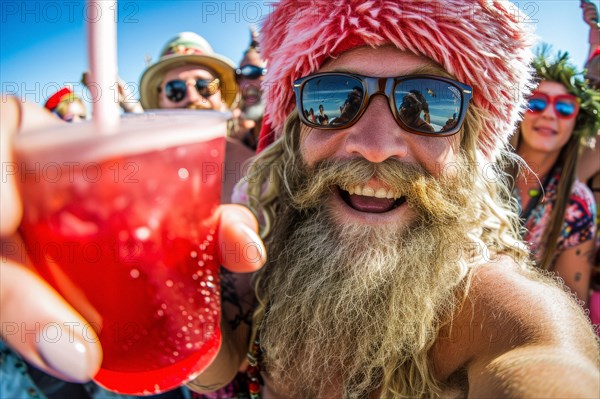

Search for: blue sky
xmin=0 ymin=1 xmax=591 ymax=108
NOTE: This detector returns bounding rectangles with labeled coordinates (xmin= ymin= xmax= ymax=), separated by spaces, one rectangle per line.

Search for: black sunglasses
xmin=164 ymin=78 xmax=220 ymax=103
xmin=293 ymin=72 xmax=473 ymax=136
xmin=236 ymin=65 xmax=266 ymax=80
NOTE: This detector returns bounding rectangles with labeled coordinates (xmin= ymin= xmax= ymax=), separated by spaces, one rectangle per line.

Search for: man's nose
xmin=185 ymin=82 xmax=203 ymax=104
xmin=343 ymin=95 xmax=409 ymax=163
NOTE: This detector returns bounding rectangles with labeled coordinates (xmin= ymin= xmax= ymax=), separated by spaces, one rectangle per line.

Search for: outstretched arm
xmin=469 ymin=345 xmax=599 ymax=398
xmin=464 ymin=262 xmax=599 ymax=397
xmin=582 ymin=0 xmax=600 ymax=62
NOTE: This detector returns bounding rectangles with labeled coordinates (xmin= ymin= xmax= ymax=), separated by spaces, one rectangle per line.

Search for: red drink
xmin=14 ymin=111 xmax=228 ymax=394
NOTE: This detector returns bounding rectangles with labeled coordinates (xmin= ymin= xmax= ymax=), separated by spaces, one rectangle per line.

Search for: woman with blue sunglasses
xmin=511 ymin=49 xmax=600 ymax=304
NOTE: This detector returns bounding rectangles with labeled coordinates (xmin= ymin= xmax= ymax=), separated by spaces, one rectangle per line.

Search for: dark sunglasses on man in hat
xmin=163 ymin=78 xmax=221 ymax=103
xmin=236 ymin=65 xmax=267 ymax=81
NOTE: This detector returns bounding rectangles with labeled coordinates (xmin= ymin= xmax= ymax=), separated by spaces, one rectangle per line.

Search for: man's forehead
xmin=319 ymin=46 xmax=448 ymax=77
xmin=240 ymin=49 xmax=265 ymax=68
xmin=162 ymin=64 xmax=217 ymax=80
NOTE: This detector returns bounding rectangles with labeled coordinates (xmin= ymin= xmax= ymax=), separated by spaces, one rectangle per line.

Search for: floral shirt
xmin=515 ymin=169 xmax=597 ymax=266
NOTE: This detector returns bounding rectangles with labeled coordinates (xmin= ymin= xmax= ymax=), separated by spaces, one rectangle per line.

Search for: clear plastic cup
xmin=13 ymin=110 xmax=229 ymax=394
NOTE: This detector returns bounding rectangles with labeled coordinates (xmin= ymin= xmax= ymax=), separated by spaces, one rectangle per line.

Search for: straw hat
xmin=140 ymin=32 xmax=238 ymax=109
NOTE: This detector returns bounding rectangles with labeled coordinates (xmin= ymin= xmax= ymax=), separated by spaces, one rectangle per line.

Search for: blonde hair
xmin=243 ymin=102 xmax=530 ymax=396
xmin=54 ymin=95 xmax=86 ymax=117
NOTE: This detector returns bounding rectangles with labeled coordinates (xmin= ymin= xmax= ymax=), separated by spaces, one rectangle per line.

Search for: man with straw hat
xmin=234 ymin=26 xmax=267 ymax=150
xmin=139 ymin=32 xmax=238 ymax=111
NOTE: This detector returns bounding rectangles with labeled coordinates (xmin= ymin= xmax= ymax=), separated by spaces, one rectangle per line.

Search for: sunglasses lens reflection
xmin=555 ymin=100 xmax=576 ymax=117
xmin=165 ymin=80 xmax=186 ymax=102
xmin=528 ymin=97 xmax=548 ymax=113
xmin=394 ymin=79 xmax=463 ymax=134
xmin=300 ymin=75 xmax=364 ymax=127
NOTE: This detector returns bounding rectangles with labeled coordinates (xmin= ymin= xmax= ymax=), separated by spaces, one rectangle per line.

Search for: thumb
xmin=217 ymin=204 xmax=266 ymax=273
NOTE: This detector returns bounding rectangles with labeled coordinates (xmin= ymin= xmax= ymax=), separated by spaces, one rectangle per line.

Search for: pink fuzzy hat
xmin=257 ymin=0 xmax=535 ymax=158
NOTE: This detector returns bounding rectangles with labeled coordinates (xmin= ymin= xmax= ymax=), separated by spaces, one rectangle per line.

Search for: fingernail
xmin=37 ymin=328 xmax=93 ymax=383
xmin=239 ymin=224 xmax=266 ymax=266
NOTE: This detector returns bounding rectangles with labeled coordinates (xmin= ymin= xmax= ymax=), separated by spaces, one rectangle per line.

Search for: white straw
xmin=87 ymin=0 xmax=120 ymax=134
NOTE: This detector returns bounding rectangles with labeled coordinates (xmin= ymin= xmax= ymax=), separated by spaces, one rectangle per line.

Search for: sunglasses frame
xmin=293 ymin=72 xmax=473 ymax=137
xmin=235 ymin=65 xmax=267 ymax=80
xmin=527 ymin=91 xmax=580 ymax=119
xmin=163 ymin=78 xmax=221 ymax=103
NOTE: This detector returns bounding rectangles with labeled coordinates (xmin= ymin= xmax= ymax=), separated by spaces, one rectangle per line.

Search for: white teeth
xmin=375 ymin=188 xmax=388 ymax=198
xmin=362 ymin=187 xmax=375 ymax=196
xmin=345 ymin=185 xmax=399 ymax=200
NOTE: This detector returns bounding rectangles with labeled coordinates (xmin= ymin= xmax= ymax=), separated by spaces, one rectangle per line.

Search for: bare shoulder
xmin=466 ymin=257 xmax=594 ymax=342
xmin=457 ymin=256 xmax=600 ymax=397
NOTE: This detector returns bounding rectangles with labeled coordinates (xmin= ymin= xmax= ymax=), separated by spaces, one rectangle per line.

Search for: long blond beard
xmin=255 ymin=155 xmax=479 ymax=398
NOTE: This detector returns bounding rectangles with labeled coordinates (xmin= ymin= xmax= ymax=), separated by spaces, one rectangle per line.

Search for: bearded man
xmin=234 ymin=27 xmax=268 ymax=150
xmin=188 ymin=0 xmax=600 ymax=398
xmin=1 ymin=1 xmax=598 ymax=399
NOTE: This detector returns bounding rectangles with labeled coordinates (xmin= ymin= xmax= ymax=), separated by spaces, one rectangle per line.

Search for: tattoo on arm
xmin=574 ymin=272 xmax=582 ymax=282
xmin=220 ymin=268 xmax=254 ymax=330
xmin=576 ymin=247 xmax=596 ymax=265
xmin=584 ymin=249 xmax=596 ymax=265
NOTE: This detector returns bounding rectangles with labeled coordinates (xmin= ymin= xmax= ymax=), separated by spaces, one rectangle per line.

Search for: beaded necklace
xmin=246 ymin=339 xmax=263 ymax=399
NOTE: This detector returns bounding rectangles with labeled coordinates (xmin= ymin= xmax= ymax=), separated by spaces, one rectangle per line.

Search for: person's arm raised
xmin=582 ymin=0 xmax=600 ymax=61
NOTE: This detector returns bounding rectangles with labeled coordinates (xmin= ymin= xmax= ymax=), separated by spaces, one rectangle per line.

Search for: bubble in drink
xmin=15 ymin=111 xmax=228 ymax=394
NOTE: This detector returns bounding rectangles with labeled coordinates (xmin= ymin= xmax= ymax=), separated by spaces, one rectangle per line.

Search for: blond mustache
xmin=288 ymin=157 xmax=471 ymax=223
xmin=185 ymin=103 xmax=213 ymax=110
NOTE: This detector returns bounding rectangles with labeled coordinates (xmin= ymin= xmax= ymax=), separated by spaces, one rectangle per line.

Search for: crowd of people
xmin=1 ymin=0 xmax=600 ymax=398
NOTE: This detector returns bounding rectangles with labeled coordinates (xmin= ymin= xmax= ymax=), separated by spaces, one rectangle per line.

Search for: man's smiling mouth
xmin=338 ymin=184 xmax=407 ymax=213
